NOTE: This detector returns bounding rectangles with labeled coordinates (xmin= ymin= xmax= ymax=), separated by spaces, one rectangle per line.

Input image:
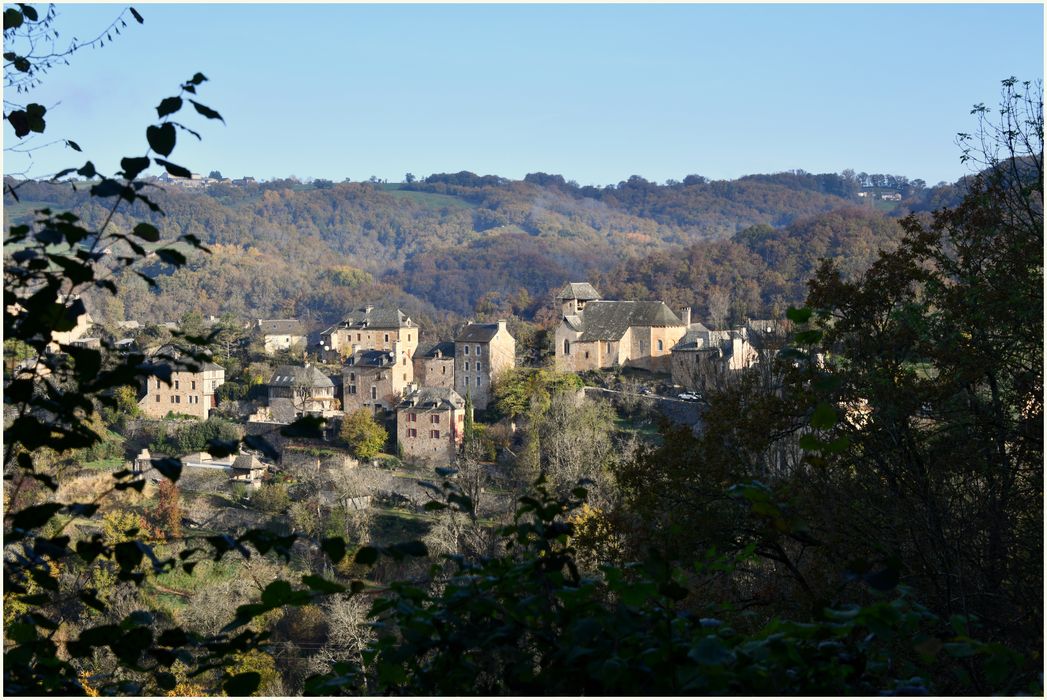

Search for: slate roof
xmin=672 ymin=326 xmax=740 ymax=353
xmin=231 ymin=453 xmax=266 ymax=472
xmin=555 ymin=282 xmax=601 ymax=301
xmin=327 ymin=306 xmax=416 ymax=332
xmin=573 ymin=301 xmax=683 ymax=342
xmin=269 ymin=364 xmax=334 ymax=388
xmin=398 ymin=386 xmax=465 ymax=411
xmin=419 ymin=341 xmax=456 ymax=359
xmin=346 ymin=349 xmax=395 ymax=368
xmin=455 ymin=322 xmax=502 ymax=343
xmin=257 ymin=319 xmax=305 ymax=336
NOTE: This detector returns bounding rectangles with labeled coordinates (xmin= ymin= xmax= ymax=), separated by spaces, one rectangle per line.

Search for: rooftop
xmin=257 ymin=319 xmax=305 ymax=336
xmin=327 ymin=306 xmax=416 ymax=332
xmin=573 ymin=300 xmax=683 ymax=342
xmin=270 ymin=364 xmax=334 ymax=388
xmin=397 ymin=386 xmax=466 ymax=411
xmin=555 ymin=282 xmax=601 ymax=301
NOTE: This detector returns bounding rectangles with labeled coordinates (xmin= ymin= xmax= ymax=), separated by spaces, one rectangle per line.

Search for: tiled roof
xmin=269 ymin=364 xmax=334 ymax=388
xmin=257 ymin=319 xmax=305 ymax=336
xmin=397 ymin=386 xmax=465 ymax=411
xmin=555 ymin=282 xmax=601 ymax=301
xmin=573 ymin=301 xmax=683 ymax=342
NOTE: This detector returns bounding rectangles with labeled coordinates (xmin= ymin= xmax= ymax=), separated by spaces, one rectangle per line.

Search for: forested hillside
xmin=4 ymin=171 xmax=960 ymax=327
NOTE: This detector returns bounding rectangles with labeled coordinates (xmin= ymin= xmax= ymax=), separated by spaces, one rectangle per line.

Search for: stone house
xmin=414 ymin=341 xmax=456 ymax=390
xmin=669 ymin=318 xmax=792 ymax=389
xmin=320 ymin=306 xmax=419 ymax=361
xmin=342 ymin=342 xmax=413 ymax=413
xmin=396 ymin=387 xmax=467 ymax=466
xmin=553 ymin=282 xmax=686 ymax=373
xmin=268 ymin=364 xmax=336 ymax=423
xmin=256 ymin=319 xmax=306 ymax=355
xmin=138 ymin=360 xmax=226 ymax=420
xmin=453 ymin=320 xmax=515 ymax=410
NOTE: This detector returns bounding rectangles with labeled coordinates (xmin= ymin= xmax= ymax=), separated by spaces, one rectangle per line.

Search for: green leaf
xmin=132 ymin=223 xmax=160 ymax=242
xmin=156 ymin=96 xmax=182 ymax=118
xmin=146 ymin=123 xmax=176 ymax=156
xmin=154 ymin=158 xmax=191 ymax=179
xmin=786 ymin=307 xmax=813 ymax=324
xmin=320 ymin=537 xmax=346 ymax=563
xmin=261 ymin=579 xmax=293 ymax=606
xmin=155 ymin=248 xmax=186 ymax=266
xmin=4 ymin=8 xmax=24 ymax=31
xmin=120 ymin=156 xmax=151 ymax=181
xmin=810 ymin=402 xmax=837 ymax=430
xmin=129 ymin=7 xmax=144 ymax=23
xmin=11 ymin=503 xmax=63 ymax=531
xmin=223 ymin=672 xmax=260 ymax=696
xmin=152 ymin=457 xmax=182 ymax=482
xmin=302 ymin=575 xmax=346 ymax=594
xmin=21 ymin=5 xmax=38 ymax=21
xmin=65 ymin=139 xmax=82 ymax=152
xmin=188 ymin=99 xmax=224 ymax=123
xmin=354 ymin=546 xmax=379 ymax=565
xmin=188 ymin=72 xmax=207 ymax=85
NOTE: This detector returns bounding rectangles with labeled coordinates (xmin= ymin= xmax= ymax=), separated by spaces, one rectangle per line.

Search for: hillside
xmin=3 ymin=171 xmax=957 ymax=327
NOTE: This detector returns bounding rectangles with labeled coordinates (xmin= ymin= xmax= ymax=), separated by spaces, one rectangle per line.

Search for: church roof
xmin=555 ymin=282 xmax=601 ymax=301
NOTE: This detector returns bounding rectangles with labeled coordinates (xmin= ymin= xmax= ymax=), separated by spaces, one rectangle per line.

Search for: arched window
xmin=657 ymin=339 xmax=664 ymax=351
xmin=564 ymin=339 xmax=570 ymax=355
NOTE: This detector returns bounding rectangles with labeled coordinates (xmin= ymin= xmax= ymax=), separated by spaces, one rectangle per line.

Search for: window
xmin=431 ymin=414 xmax=440 ymax=424
xmin=430 ymin=429 xmax=440 ymax=439
xmin=607 ymin=342 xmax=612 ymax=353
xmin=156 ymin=379 xmax=161 ymax=389
xmin=370 ymin=387 xmax=377 ymax=400
xmin=350 ymin=372 xmax=355 ymax=381
xmin=564 ymin=339 xmax=570 ymax=354
xmin=409 ymin=412 xmax=417 ymax=422
xmin=465 ymin=361 xmax=470 ymax=371
xmin=191 ymin=381 xmax=196 ymax=390
xmin=403 ymin=373 xmax=407 ymax=381
xmin=156 ymin=395 xmax=161 ymax=403
xmin=464 ymin=346 xmax=470 ymax=355
xmin=465 ymin=377 xmax=470 ymax=387
xmin=657 ymin=339 xmax=664 ymax=351
xmin=457 ymin=414 xmax=464 ymax=422
xmin=476 ymin=362 xmax=482 ymax=372
xmin=171 ymin=396 xmax=176 ymax=404
xmin=476 ymin=375 xmax=482 ymax=385
xmin=585 ymin=351 xmax=590 ymax=359
xmin=175 ymin=396 xmax=181 ymax=404
xmin=384 ymin=333 xmax=389 ymax=342
xmin=174 ymin=380 xmax=180 ymax=390
xmin=407 ymin=428 xmax=417 ymax=438
xmin=475 ymin=345 xmax=481 ymax=355
xmin=349 ymin=385 xmax=357 ymax=395
xmin=357 ymin=333 xmax=361 ymax=341
xmin=408 ymin=333 xmax=412 ymax=342
xmin=402 ymin=357 xmax=407 ymax=366
xmin=442 ymin=366 xmax=446 ymax=375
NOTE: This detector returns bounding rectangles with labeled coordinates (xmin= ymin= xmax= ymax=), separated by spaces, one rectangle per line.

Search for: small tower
xmin=554 ymin=282 xmax=601 ymax=316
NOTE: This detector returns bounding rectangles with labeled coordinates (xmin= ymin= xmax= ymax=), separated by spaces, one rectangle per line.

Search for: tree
xmin=339 ymin=409 xmax=387 ymax=460
xmin=208 ymin=170 xmax=223 ymax=179
xmin=404 ymin=172 xmax=416 ymax=184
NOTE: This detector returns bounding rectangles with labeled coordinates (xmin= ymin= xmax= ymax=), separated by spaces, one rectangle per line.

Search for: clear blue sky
xmin=5 ymin=3 xmax=1043 ymax=186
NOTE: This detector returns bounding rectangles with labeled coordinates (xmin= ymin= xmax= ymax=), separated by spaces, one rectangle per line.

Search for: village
xmin=44 ymin=282 xmax=792 ymax=492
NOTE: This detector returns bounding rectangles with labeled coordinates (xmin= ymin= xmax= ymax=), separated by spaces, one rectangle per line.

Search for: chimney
xmin=497 ymin=319 xmax=508 ymax=333
xmin=351 ymin=343 xmax=360 ymax=356
xmin=681 ymin=307 xmax=692 ymax=327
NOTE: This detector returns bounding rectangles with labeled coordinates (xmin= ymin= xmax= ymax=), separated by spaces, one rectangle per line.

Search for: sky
xmin=4 ymin=3 xmax=1044 ymax=187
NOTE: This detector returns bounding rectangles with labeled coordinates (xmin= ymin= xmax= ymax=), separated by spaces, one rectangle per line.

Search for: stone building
xmin=396 ymin=387 xmax=467 ymax=466
xmin=342 ymin=342 xmax=413 ymax=413
xmin=669 ymin=318 xmax=791 ymax=390
xmin=453 ymin=320 xmax=515 ymax=410
xmin=268 ymin=364 xmax=336 ymax=422
xmin=138 ymin=360 xmax=226 ymax=420
xmin=414 ymin=341 xmax=456 ymax=390
xmin=256 ymin=319 xmax=306 ymax=355
xmin=553 ymin=282 xmax=686 ymax=373
xmin=320 ymin=306 xmax=419 ymax=361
